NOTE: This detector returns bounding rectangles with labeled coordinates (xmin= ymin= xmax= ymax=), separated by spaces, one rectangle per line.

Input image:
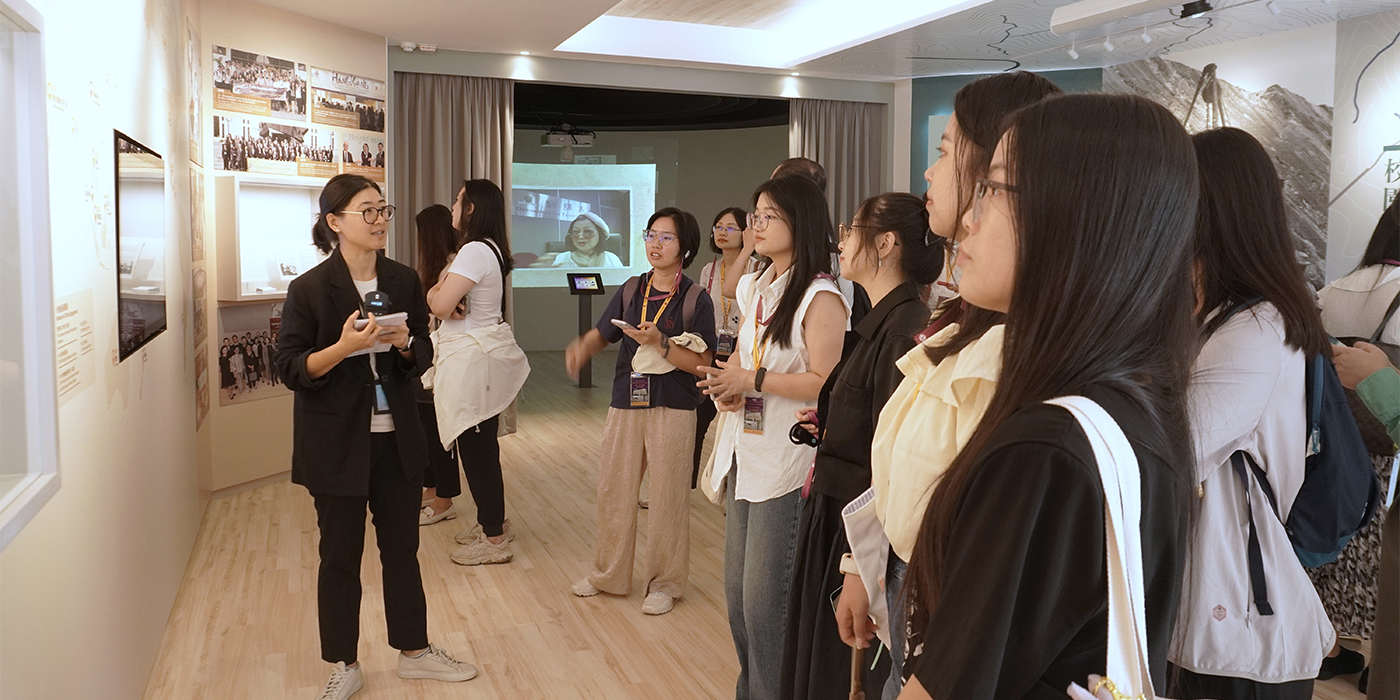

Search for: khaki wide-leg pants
xmin=586 ymin=406 xmax=696 ymax=599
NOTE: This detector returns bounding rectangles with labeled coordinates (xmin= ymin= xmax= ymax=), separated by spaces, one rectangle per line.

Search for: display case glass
xmin=215 ymin=174 xmax=328 ymax=301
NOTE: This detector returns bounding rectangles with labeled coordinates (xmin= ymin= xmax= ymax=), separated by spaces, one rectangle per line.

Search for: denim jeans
xmin=725 ymin=465 xmax=804 ymax=700
xmin=882 ymin=555 xmax=907 ymax=700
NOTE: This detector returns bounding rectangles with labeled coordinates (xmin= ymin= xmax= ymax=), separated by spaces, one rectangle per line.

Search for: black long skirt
xmin=781 ymin=491 xmax=891 ymax=700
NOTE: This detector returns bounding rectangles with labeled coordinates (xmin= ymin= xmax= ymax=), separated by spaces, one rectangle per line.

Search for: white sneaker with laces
xmin=419 ymin=503 xmax=457 ymax=526
xmin=453 ymin=519 xmax=514 ymax=545
xmin=397 ymin=645 xmax=478 ymax=682
xmin=316 ymin=662 xmax=364 ymax=700
xmin=449 ymin=534 xmax=513 ymax=565
xmin=642 ymin=591 xmax=674 ymax=615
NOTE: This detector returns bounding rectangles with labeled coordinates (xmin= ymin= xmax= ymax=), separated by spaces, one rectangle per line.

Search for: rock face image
xmin=1104 ymin=57 xmax=1332 ymax=288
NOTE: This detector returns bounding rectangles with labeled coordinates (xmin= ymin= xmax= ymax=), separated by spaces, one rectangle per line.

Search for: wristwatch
xmin=396 ymin=335 xmax=413 ymax=353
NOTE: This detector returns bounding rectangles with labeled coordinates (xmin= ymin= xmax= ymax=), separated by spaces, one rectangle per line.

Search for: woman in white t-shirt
xmin=699 ymin=175 xmax=849 ymax=700
xmin=426 ymin=179 xmax=531 ymax=567
xmin=692 ymin=206 xmax=751 ymax=485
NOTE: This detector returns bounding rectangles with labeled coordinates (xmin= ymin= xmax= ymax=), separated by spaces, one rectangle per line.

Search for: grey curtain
xmin=788 ymin=99 xmax=886 ymax=227
xmin=392 ymin=72 xmax=518 ymax=433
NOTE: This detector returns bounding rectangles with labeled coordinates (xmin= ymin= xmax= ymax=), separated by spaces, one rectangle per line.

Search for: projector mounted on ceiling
xmin=540 ymin=123 xmax=595 ymax=147
xmin=1050 ymin=0 xmax=1192 ymax=35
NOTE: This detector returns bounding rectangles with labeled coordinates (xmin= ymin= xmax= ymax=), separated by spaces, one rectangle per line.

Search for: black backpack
xmin=1207 ymin=299 xmax=1382 ymax=614
xmin=619 ymin=274 xmax=703 ymax=333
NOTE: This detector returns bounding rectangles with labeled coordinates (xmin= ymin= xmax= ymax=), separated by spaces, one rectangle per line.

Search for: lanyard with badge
xmin=362 ymin=290 xmax=394 ymax=417
xmin=710 ymin=262 xmax=737 ymax=357
xmin=630 ymin=271 xmax=680 ymax=407
xmin=744 ymin=292 xmax=774 ymax=434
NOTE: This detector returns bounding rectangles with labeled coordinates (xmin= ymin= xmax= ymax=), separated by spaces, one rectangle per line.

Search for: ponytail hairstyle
xmin=925 ymin=71 xmax=1063 ymax=364
xmin=905 ymin=93 xmax=1199 ymax=620
xmin=415 ymin=204 xmax=457 ymax=290
xmin=458 ymin=178 xmax=514 ymax=277
xmin=850 ymin=192 xmax=943 ymax=286
xmin=312 ymin=174 xmax=380 ymax=254
xmin=751 ymin=175 xmax=835 ymax=350
xmin=1192 ymin=127 xmax=1330 ymax=358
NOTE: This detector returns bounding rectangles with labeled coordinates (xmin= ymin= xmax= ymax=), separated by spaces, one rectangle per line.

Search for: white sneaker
xmin=316 ymin=662 xmax=364 ymax=700
xmin=419 ymin=503 xmax=457 ymax=526
xmin=570 ymin=578 xmax=601 ymax=597
xmin=397 ymin=644 xmax=478 ymax=682
xmin=642 ymin=591 xmax=674 ymax=615
xmin=449 ymin=534 xmax=513 ymax=566
xmin=453 ymin=519 xmax=514 ymax=544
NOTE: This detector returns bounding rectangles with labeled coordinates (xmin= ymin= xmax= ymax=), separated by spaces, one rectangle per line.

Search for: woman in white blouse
xmin=700 ymin=176 xmax=849 ymax=700
xmin=1170 ymin=127 xmax=1335 ymax=700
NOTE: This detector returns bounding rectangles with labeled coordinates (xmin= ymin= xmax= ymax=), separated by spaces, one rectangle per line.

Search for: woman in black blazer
xmin=273 ymin=174 xmax=477 ymax=700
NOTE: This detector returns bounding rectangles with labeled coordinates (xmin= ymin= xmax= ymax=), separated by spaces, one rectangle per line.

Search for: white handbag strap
xmin=1046 ymin=396 xmax=1155 ymax=700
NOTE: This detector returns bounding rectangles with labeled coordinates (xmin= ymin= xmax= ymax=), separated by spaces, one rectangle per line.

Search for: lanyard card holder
xmin=372 ymin=381 xmax=392 ymax=416
xmin=743 ymin=395 xmax=765 ymax=434
xmin=716 ymin=330 xmax=737 ymax=357
xmin=630 ymin=372 xmax=651 ymax=407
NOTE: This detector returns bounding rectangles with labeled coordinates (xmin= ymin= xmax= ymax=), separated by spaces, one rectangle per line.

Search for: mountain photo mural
xmin=1104 ymin=57 xmax=1333 ymax=288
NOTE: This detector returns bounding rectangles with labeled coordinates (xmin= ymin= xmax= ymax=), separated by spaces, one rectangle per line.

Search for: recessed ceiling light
xmin=790 ymin=72 xmax=801 ymax=76
xmin=520 ymin=51 xmax=531 ymax=55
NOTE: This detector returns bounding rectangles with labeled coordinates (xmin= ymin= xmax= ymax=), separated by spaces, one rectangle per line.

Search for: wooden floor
xmin=143 ymin=350 xmax=739 ymax=700
xmin=142 ymin=350 xmax=1370 ymax=700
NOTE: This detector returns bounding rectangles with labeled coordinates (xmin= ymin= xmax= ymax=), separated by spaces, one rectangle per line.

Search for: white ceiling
xmin=251 ymin=0 xmax=1399 ymax=81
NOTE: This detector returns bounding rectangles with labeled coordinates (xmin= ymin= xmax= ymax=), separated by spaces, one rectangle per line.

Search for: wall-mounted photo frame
xmin=114 ymin=130 xmax=168 ymax=361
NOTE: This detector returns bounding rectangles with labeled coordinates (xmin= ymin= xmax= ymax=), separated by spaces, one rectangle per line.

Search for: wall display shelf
xmin=214 ymin=173 xmax=328 ymax=302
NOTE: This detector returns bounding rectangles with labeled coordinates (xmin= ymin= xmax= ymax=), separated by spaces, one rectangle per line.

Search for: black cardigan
xmin=273 ymin=248 xmax=434 ymax=497
xmin=810 ymin=282 xmax=931 ymax=504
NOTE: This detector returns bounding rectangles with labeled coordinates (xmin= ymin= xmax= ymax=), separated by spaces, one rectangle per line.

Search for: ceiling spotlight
xmin=1266 ymin=0 xmax=1280 ymax=13
xmin=1141 ymin=27 xmax=1153 ymax=42
xmin=1181 ymin=0 xmax=1214 ymax=17
xmin=520 ymin=51 xmax=530 ymax=55
xmin=1103 ymin=35 xmax=1116 ymax=51
xmin=791 ymin=72 xmax=801 ymax=76
xmin=1068 ymin=41 xmax=1080 ymax=59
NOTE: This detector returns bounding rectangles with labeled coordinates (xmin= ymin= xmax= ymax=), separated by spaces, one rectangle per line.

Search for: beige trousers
xmin=586 ymin=406 xmax=696 ymax=599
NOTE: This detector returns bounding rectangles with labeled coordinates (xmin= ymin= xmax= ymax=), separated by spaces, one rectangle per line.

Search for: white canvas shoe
xmin=397 ymin=645 xmax=478 ymax=682
xmin=316 ymin=662 xmax=364 ymax=700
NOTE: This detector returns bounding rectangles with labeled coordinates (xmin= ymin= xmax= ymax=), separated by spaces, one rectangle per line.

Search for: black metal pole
xmin=577 ymin=293 xmax=592 ymax=388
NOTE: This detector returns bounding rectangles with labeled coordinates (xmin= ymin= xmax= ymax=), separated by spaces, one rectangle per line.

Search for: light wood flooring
xmin=142 ymin=350 xmax=1370 ymax=700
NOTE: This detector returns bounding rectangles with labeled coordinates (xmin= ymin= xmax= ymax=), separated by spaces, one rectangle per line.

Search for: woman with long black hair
xmin=274 ymin=174 xmax=476 ymax=700
xmin=412 ymin=204 xmax=464 ymax=526
xmin=1169 ymin=127 xmax=1337 ymax=700
xmin=700 ymin=175 xmax=850 ymax=700
xmin=897 ymin=93 xmax=1198 ymax=700
xmin=780 ymin=192 xmax=942 ymax=700
xmin=426 ymin=179 xmax=531 ymax=566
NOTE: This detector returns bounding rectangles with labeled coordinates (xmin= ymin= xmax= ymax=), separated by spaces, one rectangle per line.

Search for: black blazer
xmin=274 ymin=248 xmax=434 ymax=497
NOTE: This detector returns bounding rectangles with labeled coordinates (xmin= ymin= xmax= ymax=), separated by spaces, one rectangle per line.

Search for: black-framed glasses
xmin=747 ymin=212 xmax=785 ymax=232
xmin=970 ymin=179 xmax=1017 ymax=223
xmin=338 ymin=205 xmax=395 ymax=224
xmin=642 ymin=229 xmax=677 ymax=246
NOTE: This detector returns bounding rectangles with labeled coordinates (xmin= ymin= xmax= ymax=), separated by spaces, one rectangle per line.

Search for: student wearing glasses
xmin=700 ymin=176 xmax=850 ymax=700
xmin=565 ymin=208 xmax=717 ymax=616
xmin=274 ymin=174 xmax=476 ymax=700
xmin=693 ymin=207 xmax=752 ymax=486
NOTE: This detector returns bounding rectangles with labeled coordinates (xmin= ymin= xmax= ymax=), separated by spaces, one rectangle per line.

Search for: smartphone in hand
xmin=611 ymin=318 xmax=637 ymax=331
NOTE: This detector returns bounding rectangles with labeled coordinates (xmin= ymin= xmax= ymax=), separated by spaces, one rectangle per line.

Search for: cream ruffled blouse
xmin=869 ymin=322 xmax=1004 ymax=562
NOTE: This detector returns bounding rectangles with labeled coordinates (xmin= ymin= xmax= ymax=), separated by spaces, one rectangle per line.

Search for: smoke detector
xmin=400 ymin=42 xmax=417 ymax=52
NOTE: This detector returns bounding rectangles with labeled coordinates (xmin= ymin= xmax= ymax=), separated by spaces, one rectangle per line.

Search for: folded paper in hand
xmin=347 ymin=312 xmax=408 ymax=357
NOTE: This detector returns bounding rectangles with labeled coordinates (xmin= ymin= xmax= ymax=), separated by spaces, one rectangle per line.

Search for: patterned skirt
xmin=1308 ymin=452 xmax=1395 ymax=638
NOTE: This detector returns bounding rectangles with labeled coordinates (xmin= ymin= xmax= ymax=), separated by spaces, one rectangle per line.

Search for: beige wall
xmin=0 ymin=0 xmax=200 ymax=698
xmin=509 ymin=125 xmax=788 ymax=351
xmin=197 ymin=0 xmax=388 ymax=491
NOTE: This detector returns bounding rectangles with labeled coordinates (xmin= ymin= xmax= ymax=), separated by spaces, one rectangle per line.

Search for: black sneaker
xmin=1318 ymin=646 xmax=1366 ymax=680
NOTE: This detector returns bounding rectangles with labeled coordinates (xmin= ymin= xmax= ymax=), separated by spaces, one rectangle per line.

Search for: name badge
xmin=716 ymin=331 xmax=737 ymax=358
xmin=372 ymin=382 xmax=392 ymax=415
xmin=743 ymin=395 xmax=765 ymax=434
xmin=630 ymin=372 xmax=651 ymax=407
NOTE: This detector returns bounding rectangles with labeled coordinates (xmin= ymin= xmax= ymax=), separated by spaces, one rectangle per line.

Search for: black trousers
xmin=1168 ymin=664 xmax=1313 ymax=700
xmin=455 ymin=414 xmax=506 ymax=538
xmin=311 ymin=432 xmax=428 ymax=664
xmin=418 ymin=400 xmax=462 ymax=498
